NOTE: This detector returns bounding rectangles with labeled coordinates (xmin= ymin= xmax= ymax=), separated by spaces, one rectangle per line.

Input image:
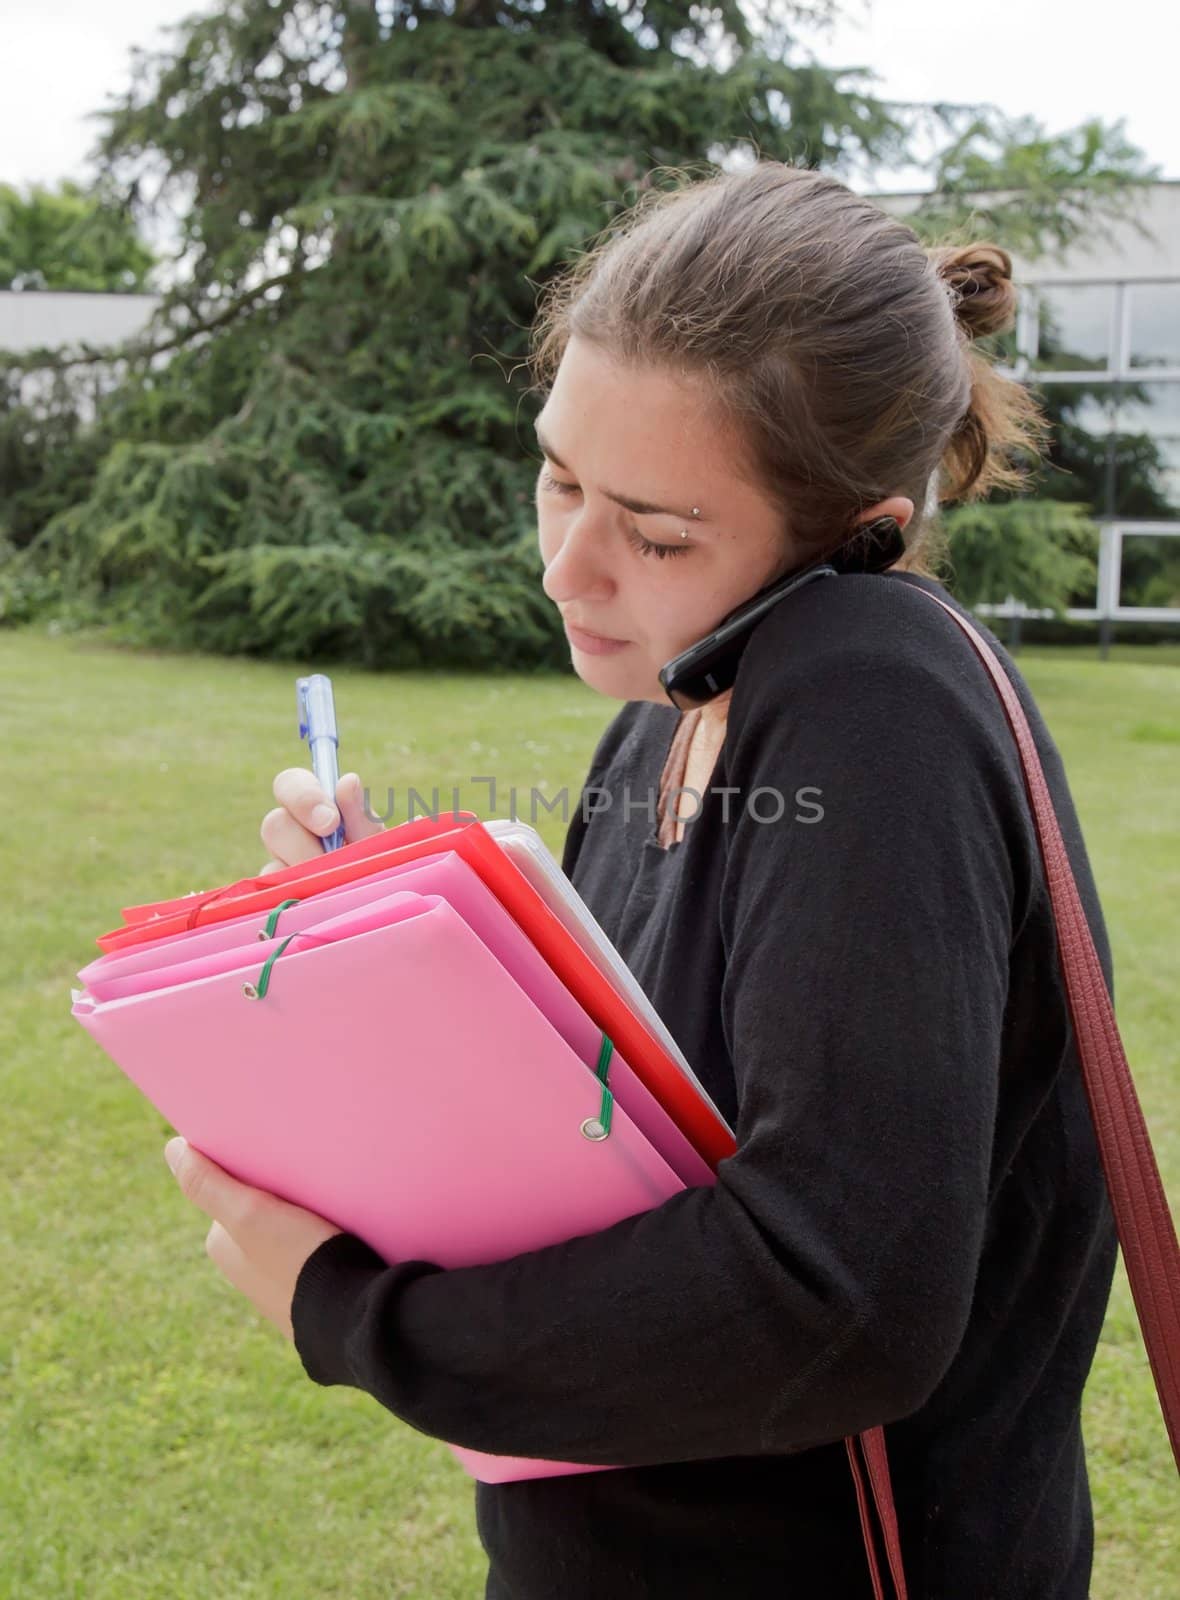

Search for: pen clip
xmin=296 ymin=677 xmax=310 ymax=743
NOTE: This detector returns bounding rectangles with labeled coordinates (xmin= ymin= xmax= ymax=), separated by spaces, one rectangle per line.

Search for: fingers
xmin=260 ymin=804 xmax=326 ymax=868
xmin=272 ymin=767 xmax=341 ymax=840
xmin=262 ymin=768 xmax=383 ymax=871
xmin=206 ymin=1218 xmax=247 ymax=1274
xmin=333 ymin=773 xmax=384 ymax=843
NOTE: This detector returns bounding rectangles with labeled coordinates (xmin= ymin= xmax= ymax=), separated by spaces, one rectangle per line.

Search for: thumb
xmin=165 ymin=1137 xmax=257 ymax=1233
xmin=334 ymin=772 xmax=384 ymax=842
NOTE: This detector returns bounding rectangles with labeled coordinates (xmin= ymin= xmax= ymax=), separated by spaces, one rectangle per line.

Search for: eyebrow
xmin=533 ymin=421 xmax=711 ymax=522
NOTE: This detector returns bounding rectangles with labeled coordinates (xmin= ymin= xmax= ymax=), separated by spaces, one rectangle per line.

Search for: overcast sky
xmin=3 ymin=0 xmax=1176 ymax=202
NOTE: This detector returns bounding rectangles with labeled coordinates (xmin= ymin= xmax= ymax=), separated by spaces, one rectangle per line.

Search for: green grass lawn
xmin=0 ymin=628 xmax=1176 ymax=1598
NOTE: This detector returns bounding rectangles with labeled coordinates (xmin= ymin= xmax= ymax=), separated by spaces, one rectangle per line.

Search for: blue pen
xmin=296 ymin=674 xmax=347 ymax=852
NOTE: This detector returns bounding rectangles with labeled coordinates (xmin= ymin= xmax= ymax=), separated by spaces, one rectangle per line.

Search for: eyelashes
xmin=538 ymin=469 xmax=691 ymax=561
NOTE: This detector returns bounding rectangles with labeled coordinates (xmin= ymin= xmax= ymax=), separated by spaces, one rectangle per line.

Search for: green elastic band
xmin=594 ymin=1033 xmax=614 ymax=1135
xmin=263 ymin=898 xmax=301 ymax=940
xmin=252 ymin=933 xmax=297 ymax=999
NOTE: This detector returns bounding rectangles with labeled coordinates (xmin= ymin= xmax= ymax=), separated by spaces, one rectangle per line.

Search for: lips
xmin=564 ymin=621 xmax=625 ymax=644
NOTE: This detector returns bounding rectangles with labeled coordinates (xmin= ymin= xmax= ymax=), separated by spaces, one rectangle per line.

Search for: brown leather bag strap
xmin=844 ymin=1434 xmax=889 ymax=1598
xmin=845 ymin=1429 xmax=908 ymax=1599
xmin=844 ymin=588 xmax=1180 ymax=1600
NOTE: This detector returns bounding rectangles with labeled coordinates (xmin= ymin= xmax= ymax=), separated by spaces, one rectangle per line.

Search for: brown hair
xmin=528 ymin=161 xmax=1049 ymax=580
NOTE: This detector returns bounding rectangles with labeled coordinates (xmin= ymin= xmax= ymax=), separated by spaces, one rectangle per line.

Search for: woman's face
xmin=535 ymin=336 xmax=796 ymax=706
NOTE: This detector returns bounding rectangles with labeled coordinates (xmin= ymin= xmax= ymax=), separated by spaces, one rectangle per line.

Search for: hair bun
xmin=929 ymin=243 xmax=1016 ymax=340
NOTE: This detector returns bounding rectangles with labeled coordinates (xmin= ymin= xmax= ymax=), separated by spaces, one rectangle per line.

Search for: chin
xmin=571 ymin=650 xmax=663 ymax=704
xmin=570 ymin=652 xmax=626 ymax=692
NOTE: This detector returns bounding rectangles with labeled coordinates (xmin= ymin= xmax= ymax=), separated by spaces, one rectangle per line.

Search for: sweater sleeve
xmin=291 ymin=591 xmax=1029 ymax=1467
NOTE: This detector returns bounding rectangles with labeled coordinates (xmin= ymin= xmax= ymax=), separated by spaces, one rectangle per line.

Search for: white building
xmin=0 ymin=287 xmax=161 ymax=422
xmin=879 ymin=180 xmax=1180 ymax=647
xmin=0 ymin=288 xmax=160 ymax=354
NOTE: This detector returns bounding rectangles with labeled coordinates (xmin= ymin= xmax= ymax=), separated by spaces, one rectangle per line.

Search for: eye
xmin=538 ymin=468 xmax=579 ymax=498
xmin=539 ymin=469 xmax=691 ymax=561
xmin=623 ymin=526 xmax=691 ymax=561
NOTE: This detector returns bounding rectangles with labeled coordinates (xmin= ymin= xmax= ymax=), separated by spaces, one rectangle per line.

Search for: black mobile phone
xmin=657 ymin=515 xmax=904 ymax=710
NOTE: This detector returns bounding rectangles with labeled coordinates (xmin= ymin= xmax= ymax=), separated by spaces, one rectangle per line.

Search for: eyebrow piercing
xmin=680 ymin=507 xmax=702 ymax=538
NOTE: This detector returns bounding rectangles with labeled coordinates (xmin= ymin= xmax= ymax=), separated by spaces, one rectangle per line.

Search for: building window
xmin=1115 ymin=381 xmax=1180 ymax=520
xmin=1005 ymin=277 xmax=1180 ymax=621
xmin=1033 ymin=283 xmax=1116 ymax=373
xmin=1127 ymin=282 xmax=1180 ymax=371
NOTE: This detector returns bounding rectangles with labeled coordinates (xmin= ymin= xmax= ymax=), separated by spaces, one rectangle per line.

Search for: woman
xmin=172 ymin=162 xmax=1118 ymax=1597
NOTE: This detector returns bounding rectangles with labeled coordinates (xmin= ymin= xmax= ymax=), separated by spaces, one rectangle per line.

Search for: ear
xmin=855 ymin=495 xmax=915 ymax=532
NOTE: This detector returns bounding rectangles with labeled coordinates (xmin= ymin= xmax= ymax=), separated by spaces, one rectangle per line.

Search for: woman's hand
xmin=164 ymin=1137 xmax=343 ymax=1343
xmin=258 ymin=769 xmax=383 ymax=875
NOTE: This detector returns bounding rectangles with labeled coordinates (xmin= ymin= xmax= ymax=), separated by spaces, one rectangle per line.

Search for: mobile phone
xmin=657 ymin=516 xmax=904 ymax=711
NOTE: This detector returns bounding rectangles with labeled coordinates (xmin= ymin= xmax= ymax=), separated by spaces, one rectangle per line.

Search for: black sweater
xmin=291 ymin=570 xmax=1119 ymax=1599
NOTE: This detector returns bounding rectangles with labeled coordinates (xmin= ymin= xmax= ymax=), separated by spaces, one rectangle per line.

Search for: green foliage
xmin=0 ymin=178 xmax=156 ymax=292
xmin=0 ymin=367 xmax=114 ymax=552
xmin=940 ymin=501 xmax=1099 ymax=613
xmin=0 ymin=179 xmax=159 ymax=560
xmin=0 ymin=1 xmax=1161 ymax=662
xmin=905 ymin=115 xmax=1160 ymax=263
xmin=25 ymin=400 xmax=563 ymax=666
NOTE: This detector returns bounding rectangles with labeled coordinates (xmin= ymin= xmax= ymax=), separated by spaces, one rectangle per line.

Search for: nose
xmin=540 ymin=507 xmax=616 ymax=608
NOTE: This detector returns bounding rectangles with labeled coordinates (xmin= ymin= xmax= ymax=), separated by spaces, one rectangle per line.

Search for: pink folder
xmin=76 ymin=853 xmax=468 ymax=997
xmin=73 ymin=875 xmax=716 ymax=1483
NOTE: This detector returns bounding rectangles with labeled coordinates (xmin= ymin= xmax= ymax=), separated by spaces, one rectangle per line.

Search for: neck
xmin=696 ymin=688 xmax=733 ymax=732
